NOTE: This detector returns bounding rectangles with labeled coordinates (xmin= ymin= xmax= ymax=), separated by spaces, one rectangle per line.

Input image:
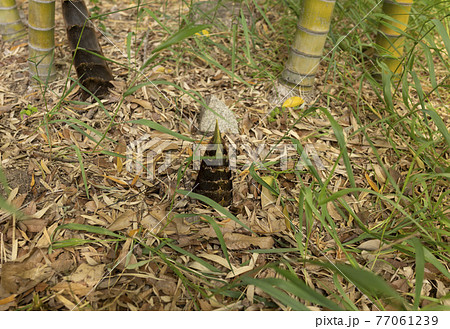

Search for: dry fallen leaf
xmin=357 ymin=239 xmax=382 ymax=251
xmin=0 ymin=249 xmax=53 ymax=294
xmin=108 ymin=209 xmax=135 ymax=231
xmin=261 ymin=176 xmax=277 ymax=208
xmin=224 ymin=232 xmax=274 ymax=250
xmin=65 ymin=263 xmax=105 ymax=287
xmin=282 ymin=96 xmax=304 ymax=108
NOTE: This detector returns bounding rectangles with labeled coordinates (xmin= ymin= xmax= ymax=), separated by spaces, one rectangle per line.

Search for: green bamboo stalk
xmin=281 ymin=0 xmax=336 ymax=93
xmin=28 ymin=0 xmax=56 ymax=82
xmin=0 ymin=0 xmax=26 ymax=41
xmin=375 ymin=0 xmax=413 ymax=77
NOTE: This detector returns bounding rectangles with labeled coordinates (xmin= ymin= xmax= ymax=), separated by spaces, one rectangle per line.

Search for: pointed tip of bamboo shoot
xmin=211 ymin=120 xmax=222 ymax=144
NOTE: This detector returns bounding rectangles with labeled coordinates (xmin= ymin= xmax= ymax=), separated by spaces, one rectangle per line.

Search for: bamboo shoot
xmin=194 ymin=122 xmax=233 ymax=207
xmin=62 ymin=0 xmax=113 ymax=97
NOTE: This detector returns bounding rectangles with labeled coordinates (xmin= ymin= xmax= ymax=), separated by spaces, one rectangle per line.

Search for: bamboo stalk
xmin=375 ymin=0 xmax=413 ymax=77
xmin=0 ymin=0 xmax=26 ymax=41
xmin=28 ymin=0 xmax=56 ymax=82
xmin=281 ymin=0 xmax=336 ymax=93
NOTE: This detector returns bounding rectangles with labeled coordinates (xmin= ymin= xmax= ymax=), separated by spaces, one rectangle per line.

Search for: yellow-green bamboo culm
xmin=28 ymin=0 xmax=56 ymax=82
xmin=375 ymin=0 xmax=413 ymax=78
xmin=281 ymin=0 xmax=336 ymax=93
xmin=0 ymin=0 xmax=26 ymax=41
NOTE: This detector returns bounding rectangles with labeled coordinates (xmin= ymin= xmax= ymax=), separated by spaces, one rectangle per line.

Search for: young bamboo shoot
xmin=62 ymin=0 xmax=113 ymax=97
xmin=375 ymin=0 xmax=413 ymax=78
xmin=194 ymin=121 xmax=233 ymax=207
xmin=28 ymin=0 xmax=56 ymax=82
xmin=281 ymin=0 xmax=336 ymax=93
xmin=0 ymin=0 xmax=26 ymax=41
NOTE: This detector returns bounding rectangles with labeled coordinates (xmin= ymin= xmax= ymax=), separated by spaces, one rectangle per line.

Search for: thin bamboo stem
xmin=375 ymin=0 xmax=413 ymax=77
xmin=281 ymin=0 xmax=336 ymax=93
xmin=0 ymin=0 xmax=26 ymax=41
xmin=28 ymin=0 xmax=56 ymax=82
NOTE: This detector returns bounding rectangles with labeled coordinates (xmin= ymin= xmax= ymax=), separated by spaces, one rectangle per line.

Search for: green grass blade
xmin=141 ymin=24 xmax=210 ymax=71
xmin=166 ymin=241 xmax=222 ymax=273
xmin=241 ymin=276 xmax=310 ymax=310
xmin=411 ymin=238 xmax=425 ymax=310
xmin=274 ymin=267 xmax=344 ymax=310
xmin=51 ymin=238 xmax=121 ymax=250
xmin=432 ymin=19 xmax=450 ymax=56
xmin=423 ymin=248 xmax=450 ymax=281
xmin=320 ymin=107 xmax=356 ymax=190
xmin=203 ymin=215 xmax=233 ymax=273
xmin=319 ymin=261 xmax=407 ymax=309
xmin=240 ymin=9 xmax=255 ymax=67
xmin=129 ymin=119 xmax=194 ymax=142
xmin=177 ymin=190 xmax=251 ymax=232
xmin=54 ymin=223 xmax=126 ymax=239
xmin=424 ymin=105 xmax=450 ymax=146
xmin=73 ymin=145 xmax=89 ymax=199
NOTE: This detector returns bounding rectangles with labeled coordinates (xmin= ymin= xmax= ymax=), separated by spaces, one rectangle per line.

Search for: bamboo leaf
xmin=141 ymin=24 xmax=210 ymax=70
xmin=432 ymin=19 xmax=450 ymax=57
xmin=273 ymin=267 xmax=343 ymax=310
xmin=129 ymin=119 xmax=195 ymax=142
xmin=319 ymin=261 xmax=407 ymax=309
xmin=320 ymin=108 xmax=356 ymax=191
xmin=177 ymin=190 xmax=251 ymax=232
xmin=422 ymin=248 xmax=450 ymax=281
xmin=202 ymin=215 xmax=232 ymax=273
xmin=241 ymin=276 xmax=309 ymax=310
xmin=54 ymin=223 xmax=126 ymax=239
xmin=72 ymin=145 xmax=89 ymax=198
xmin=411 ymin=238 xmax=425 ymax=310
xmin=424 ymin=105 xmax=450 ymax=146
xmin=166 ymin=241 xmax=222 ymax=273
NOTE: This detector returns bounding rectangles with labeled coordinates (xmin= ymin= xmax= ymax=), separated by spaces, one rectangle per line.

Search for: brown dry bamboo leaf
xmin=104 ymin=175 xmax=128 ymax=186
xmin=326 ymin=203 xmax=343 ymax=221
xmin=11 ymin=194 xmax=26 ymax=208
xmin=0 ymin=250 xmax=53 ymax=294
xmin=22 ymin=218 xmax=49 ymax=233
xmin=115 ymin=238 xmax=137 ymax=270
xmin=85 ymin=201 xmax=97 ymax=213
xmin=0 ymin=294 xmax=16 ymax=306
xmin=7 ymin=187 xmax=18 ymax=203
xmin=374 ymin=165 xmax=387 ymax=184
xmin=32 ymin=204 xmax=53 ymax=219
xmin=56 ymin=294 xmax=77 ymax=310
xmin=40 ymin=160 xmax=51 ymax=175
xmin=66 ymin=263 xmax=105 ymax=287
xmin=51 ymin=282 xmax=91 ymax=296
xmin=358 ymin=239 xmax=382 ymax=251
xmin=199 ymin=299 xmax=213 ymax=311
xmin=115 ymin=137 xmax=127 ymax=174
xmin=128 ymin=97 xmax=153 ymax=109
xmin=365 ymin=172 xmax=379 ymax=192
xmin=108 ymin=210 xmax=135 ymax=231
xmin=226 ymin=253 xmax=259 ymax=279
xmin=261 ymin=176 xmax=276 ymax=208
xmin=224 ymin=232 xmax=274 ymax=250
